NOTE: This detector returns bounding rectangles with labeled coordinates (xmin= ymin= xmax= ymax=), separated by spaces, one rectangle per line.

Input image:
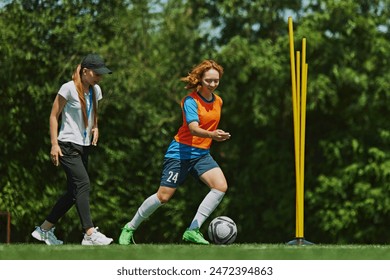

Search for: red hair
xmin=181 ymin=60 xmax=224 ymax=91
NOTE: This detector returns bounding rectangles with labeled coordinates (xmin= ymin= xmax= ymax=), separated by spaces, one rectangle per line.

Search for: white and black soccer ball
xmin=208 ymin=216 xmax=237 ymax=245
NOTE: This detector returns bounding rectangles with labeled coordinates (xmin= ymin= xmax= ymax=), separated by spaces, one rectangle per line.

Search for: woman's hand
xmin=50 ymin=144 xmax=63 ymax=166
xmin=211 ymin=129 xmax=231 ymax=141
xmin=91 ymin=127 xmax=99 ymax=146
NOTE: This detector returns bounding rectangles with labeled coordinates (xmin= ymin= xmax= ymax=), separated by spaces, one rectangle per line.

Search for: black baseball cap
xmin=81 ymin=54 xmax=112 ymax=75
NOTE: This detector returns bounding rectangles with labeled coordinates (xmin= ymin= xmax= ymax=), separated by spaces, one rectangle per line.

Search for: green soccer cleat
xmin=182 ymin=228 xmax=209 ymax=245
xmin=119 ymin=225 xmax=135 ymax=245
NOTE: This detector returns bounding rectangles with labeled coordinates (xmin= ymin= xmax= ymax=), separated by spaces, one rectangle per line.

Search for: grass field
xmin=1 ymin=243 xmax=390 ymax=260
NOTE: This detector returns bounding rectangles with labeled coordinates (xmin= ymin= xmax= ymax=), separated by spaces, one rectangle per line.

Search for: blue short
xmin=160 ymin=154 xmax=219 ymax=188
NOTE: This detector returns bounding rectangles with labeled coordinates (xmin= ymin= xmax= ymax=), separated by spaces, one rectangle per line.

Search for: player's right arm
xmin=188 ymin=122 xmax=230 ymax=141
xmin=49 ymin=94 xmax=66 ymax=166
xmin=183 ymin=96 xmax=230 ymax=141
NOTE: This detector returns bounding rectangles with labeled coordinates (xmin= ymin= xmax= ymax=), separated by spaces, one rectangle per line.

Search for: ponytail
xmin=72 ymin=64 xmax=98 ymax=128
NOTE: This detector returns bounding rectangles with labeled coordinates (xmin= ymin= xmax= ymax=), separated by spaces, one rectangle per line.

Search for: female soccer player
xmin=119 ymin=59 xmax=230 ymax=245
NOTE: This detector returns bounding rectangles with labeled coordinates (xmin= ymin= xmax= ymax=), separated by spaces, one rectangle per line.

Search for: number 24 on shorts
xmin=167 ymin=171 xmax=179 ymax=183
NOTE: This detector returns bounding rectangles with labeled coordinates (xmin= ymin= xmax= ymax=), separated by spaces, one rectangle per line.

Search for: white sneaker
xmin=31 ymin=226 xmax=63 ymax=245
xmin=81 ymin=227 xmax=113 ymax=245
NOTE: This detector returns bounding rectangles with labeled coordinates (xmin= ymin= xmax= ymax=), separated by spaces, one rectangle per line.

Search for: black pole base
xmin=287 ymin=237 xmax=314 ymax=245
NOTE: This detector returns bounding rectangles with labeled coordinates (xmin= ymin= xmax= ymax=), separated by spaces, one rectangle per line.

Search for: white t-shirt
xmin=57 ymin=81 xmax=103 ymax=146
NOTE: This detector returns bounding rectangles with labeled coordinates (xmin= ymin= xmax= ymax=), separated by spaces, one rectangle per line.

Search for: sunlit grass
xmin=1 ymin=243 xmax=390 ymax=260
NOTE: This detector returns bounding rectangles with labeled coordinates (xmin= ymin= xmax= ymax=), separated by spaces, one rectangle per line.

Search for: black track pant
xmin=46 ymin=141 xmax=94 ymax=230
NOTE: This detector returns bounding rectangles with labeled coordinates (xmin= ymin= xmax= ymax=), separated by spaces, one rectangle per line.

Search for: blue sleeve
xmin=183 ymin=96 xmax=199 ymax=124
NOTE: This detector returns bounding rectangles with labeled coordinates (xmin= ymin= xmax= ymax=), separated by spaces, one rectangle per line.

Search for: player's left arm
xmin=91 ymin=86 xmax=102 ymax=146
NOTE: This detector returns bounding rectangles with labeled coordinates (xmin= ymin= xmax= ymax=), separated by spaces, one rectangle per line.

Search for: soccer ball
xmin=208 ymin=216 xmax=237 ymax=245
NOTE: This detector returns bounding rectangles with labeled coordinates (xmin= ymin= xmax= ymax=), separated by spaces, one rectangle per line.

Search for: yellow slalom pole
xmin=296 ymin=51 xmax=301 ymax=125
xmin=287 ymin=18 xmax=313 ymax=245
xmin=288 ymin=18 xmax=301 ymax=240
xmin=297 ymin=38 xmax=307 ymax=239
xmin=295 ymin=50 xmax=301 ymax=238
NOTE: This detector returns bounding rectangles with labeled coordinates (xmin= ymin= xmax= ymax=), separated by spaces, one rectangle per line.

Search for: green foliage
xmin=2 ymin=0 xmax=390 ymax=245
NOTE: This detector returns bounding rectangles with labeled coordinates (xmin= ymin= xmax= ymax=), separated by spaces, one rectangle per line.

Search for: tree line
xmin=1 ymin=0 xmax=390 ymax=244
